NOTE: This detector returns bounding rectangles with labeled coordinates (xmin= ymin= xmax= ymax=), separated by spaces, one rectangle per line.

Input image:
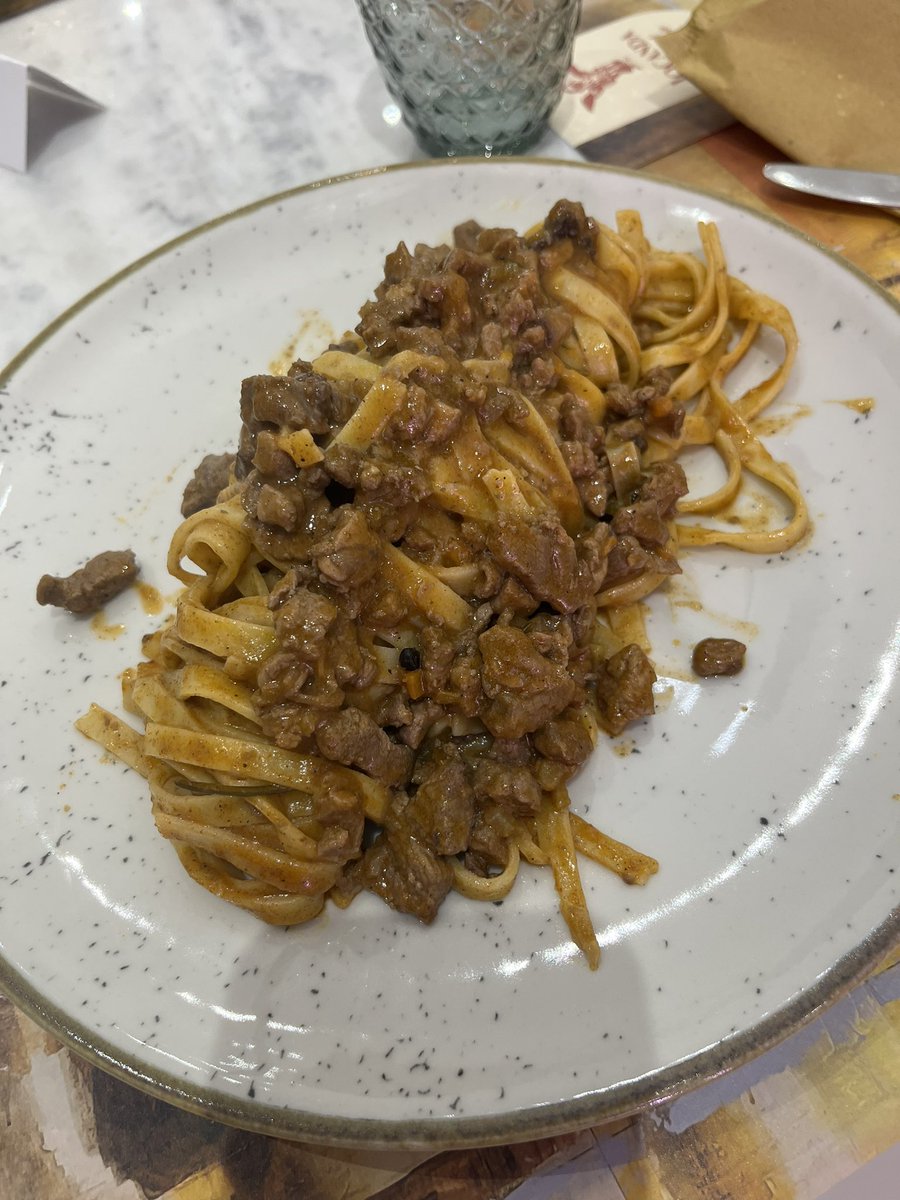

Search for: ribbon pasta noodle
xmin=77 ymin=200 xmax=806 ymax=969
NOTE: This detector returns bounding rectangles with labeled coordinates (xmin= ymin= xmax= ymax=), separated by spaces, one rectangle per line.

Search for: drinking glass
xmin=356 ymin=0 xmax=581 ymax=157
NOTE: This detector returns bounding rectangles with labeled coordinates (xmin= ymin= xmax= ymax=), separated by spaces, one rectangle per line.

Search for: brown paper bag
xmin=659 ymin=0 xmax=900 ymax=172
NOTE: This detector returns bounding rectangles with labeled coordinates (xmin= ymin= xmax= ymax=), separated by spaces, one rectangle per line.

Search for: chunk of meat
xmin=530 ymin=199 xmax=597 ymax=252
xmin=473 ymin=760 xmax=542 ymax=815
xmin=355 ymin=241 xmax=452 ymax=357
xmin=452 ymin=219 xmax=484 ymax=252
xmin=310 ymin=509 xmax=381 ymax=588
xmin=524 ymin=613 xmax=573 ymax=666
xmin=36 ymin=550 xmax=138 ymax=615
xmin=603 ymin=534 xmax=680 ymax=588
xmin=350 ymin=828 xmax=453 ymax=923
xmin=559 ymin=393 xmax=603 ymax=449
xmin=420 ymin=626 xmax=455 ymax=694
xmin=594 ymin=644 xmax=657 ymax=736
xmin=397 ymin=700 xmax=443 ymax=749
xmin=271 ymin=586 xmax=337 ymax=659
xmin=611 ymin=499 xmax=670 ymax=548
xmin=309 ymin=778 xmax=365 ymax=865
xmin=577 ymin=470 xmax=611 ymax=519
xmin=376 ymin=689 xmax=413 ymax=730
xmin=532 ymin=717 xmax=593 ymax=766
xmin=490 ymin=737 xmax=532 ymax=766
xmin=252 ymin=431 xmax=299 ymax=482
xmin=257 ymin=652 xmax=313 ymax=706
xmin=241 ymin=371 xmax=354 ymax=438
xmin=560 ymin=439 xmax=599 ymax=480
xmin=448 ymin=644 xmax=484 ymax=718
xmin=465 ymin=802 xmax=518 ymax=873
xmin=605 ymin=370 xmax=674 ymax=424
xmin=605 ymin=382 xmax=644 ymax=419
xmin=488 ymin=515 xmax=614 ymax=615
xmin=385 ymin=383 xmax=465 ymax=447
xmin=491 ymin=576 xmax=539 ymax=615
xmin=255 ymin=483 xmax=299 ymax=531
xmin=324 ymin=442 xmax=430 ymax=504
xmin=487 ymin=515 xmax=578 ymax=612
xmin=331 ymin=616 xmax=379 ymax=689
xmin=315 ymin=708 xmax=412 ymax=787
xmin=236 ymin=367 xmax=360 ymax=486
xmin=575 ymin=523 xmax=616 ymax=596
xmin=258 ymin=700 xmax=323 ymax=750
xmin=639 ymin=461 xmax=689 ymax=518
xmin=692 ymin=637 xmax=746 ymax=677
xmin=406 ymin=743 xmax=474 ymax=854
xmin=180 ymin=453 xmax=234 ymax=517
xmin=607 ymin=418 xmax=646 ymax=447
xmin=479 ymin=625 xmax=579 ymax=739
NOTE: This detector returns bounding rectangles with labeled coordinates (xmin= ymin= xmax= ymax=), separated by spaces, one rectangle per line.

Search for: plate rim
xmin=2 ymin=155 xmax=898 ymax=1149
xmin=1 ymin=898 xmax=897 ymax=1149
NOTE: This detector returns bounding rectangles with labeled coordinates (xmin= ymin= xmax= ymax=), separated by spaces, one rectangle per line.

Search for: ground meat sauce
xmin=229 ymin=201 xmax=688 ymax=924
xmin=37 ymin=550 xmax=139 ymax=615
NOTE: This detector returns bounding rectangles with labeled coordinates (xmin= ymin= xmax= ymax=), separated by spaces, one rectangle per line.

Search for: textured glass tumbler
xmin=356 ymin=0 xmax=581 ymax=156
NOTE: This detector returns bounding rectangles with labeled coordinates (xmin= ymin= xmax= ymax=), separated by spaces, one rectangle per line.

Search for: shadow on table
xmin=27 ymin=81 xmax=102 ymax=169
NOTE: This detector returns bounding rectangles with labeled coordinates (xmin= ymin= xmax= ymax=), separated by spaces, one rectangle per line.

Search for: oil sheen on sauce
xmin=827 ymin=396 xmax=875 ymax=414
xmin=90 ymin=581 xmax=164 ymax=638
xmin=138 ymin=583 xmax=164 ymax=615
xmin=90 ymin=612 xmax=125 ymax=640
xmin=269 ymin=310 xmax=338 ymax=376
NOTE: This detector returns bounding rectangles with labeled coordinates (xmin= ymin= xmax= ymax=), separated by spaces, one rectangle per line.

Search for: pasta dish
xmin=76 ymin=200 xmax=807 ymax=969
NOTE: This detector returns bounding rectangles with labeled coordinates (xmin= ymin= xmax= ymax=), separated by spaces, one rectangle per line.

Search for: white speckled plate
xmin=1 ymin=160 xmax=898 ymax=1149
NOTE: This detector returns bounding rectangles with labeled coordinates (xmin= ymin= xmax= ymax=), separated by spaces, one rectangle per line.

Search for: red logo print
xmin=565 ymin=60 xmax=636 ymax=112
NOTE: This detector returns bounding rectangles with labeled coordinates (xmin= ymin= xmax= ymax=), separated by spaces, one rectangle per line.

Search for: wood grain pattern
xmin=577 ymin=94 xmax=733 ymax=169
xmin=366 ymin=1132 xmax=600 ymax=1200
xmin=0 ymin=0 xmax=59 ymax=19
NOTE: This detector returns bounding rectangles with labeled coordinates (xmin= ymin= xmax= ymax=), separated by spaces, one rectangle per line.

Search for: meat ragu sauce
xmin=231 ymin=201 xmax=684 ymax=926
xmin=77 ymin=196 xmax=807 ymax=966
xmin=75 ymin=194 xmax=811 ymax=964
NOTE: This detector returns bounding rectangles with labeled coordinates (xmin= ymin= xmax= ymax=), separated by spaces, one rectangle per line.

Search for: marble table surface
xmin=0 ymin=0 xmax=578 ymax=368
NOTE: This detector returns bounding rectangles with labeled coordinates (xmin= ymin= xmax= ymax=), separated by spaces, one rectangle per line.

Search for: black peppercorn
xmin=398 ymin=647 xmax=421 ymax=671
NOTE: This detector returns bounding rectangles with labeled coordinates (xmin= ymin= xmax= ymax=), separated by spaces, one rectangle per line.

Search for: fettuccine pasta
xmin=77 ymin=200 xmax=806 ymax=969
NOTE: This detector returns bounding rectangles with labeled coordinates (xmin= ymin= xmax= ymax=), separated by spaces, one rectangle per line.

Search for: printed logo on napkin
xmin=551 ymin=11 xmax=731 ymax=168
